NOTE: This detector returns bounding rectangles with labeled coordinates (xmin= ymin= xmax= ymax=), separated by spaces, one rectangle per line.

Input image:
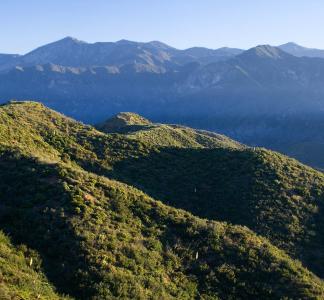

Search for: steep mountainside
xmin=1 ymin=101 xmax=324 ymax=299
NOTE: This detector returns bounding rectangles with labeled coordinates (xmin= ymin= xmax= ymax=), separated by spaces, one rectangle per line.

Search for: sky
xmin=1 ymin=0 xmax=324 ymax=54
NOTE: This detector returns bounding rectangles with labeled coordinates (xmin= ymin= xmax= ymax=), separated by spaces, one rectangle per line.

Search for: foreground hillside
xmin=3 ymin=150 xmax=324 ymax=299
xmin=1 ymin=101 xmax=324 ymax=299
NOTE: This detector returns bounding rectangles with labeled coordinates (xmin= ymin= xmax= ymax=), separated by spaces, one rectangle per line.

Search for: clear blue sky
xmin=1 ymin=0 xmax=324 ymax=54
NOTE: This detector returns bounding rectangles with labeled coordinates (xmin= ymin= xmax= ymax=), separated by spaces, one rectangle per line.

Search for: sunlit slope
xmin=98 ymin=112 xmax=242 ymax=149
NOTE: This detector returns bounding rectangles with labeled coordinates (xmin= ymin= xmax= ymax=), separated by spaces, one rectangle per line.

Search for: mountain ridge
xmin=0 ymin=36 xmax=244 ymax=73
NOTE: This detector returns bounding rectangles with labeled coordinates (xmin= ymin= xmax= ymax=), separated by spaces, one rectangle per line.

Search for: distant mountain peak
xmin=279 ymin=42 xmax=305 ymax=51
xmin=116 ymin=39 xmax=137 ymax=45
xmin=242 ymin=45 xmax=289 ymax=60
xmin=146 ymin=40 xmax=174 ymax=50
xmin=56 ymin=36 xmax=87 ymax=45
xmin=279 ymin=42 xmax=324 ymax=58
xmin=281 ymin=42 xmax=300 ymax=46
xmin=23 ymin=36 xmax=87 ymax=56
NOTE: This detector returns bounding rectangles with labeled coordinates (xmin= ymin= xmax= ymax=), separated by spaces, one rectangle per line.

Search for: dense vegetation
xmin=96 ymin=112 xmax=324 ymax=278
xmin=1 ymin=101 xmax=324 ymax=299
xmin=0 ymin=231 xmax=68 ymax=299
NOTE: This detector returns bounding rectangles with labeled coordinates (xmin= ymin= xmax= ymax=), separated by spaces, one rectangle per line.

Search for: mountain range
xmin=2 ymin=38 xmax=324 ymax=168
xmin=2 ymin=101 xmax=324 ymax=299
xmin=0 ymin=37 xmax=244 ymax=72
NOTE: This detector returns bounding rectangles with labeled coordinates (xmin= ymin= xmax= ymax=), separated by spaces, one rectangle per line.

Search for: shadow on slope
xmin=109 ymin=146 xmax=324 ymax=278
xmin=0 ymin=150 xmax=96 ymax=299
xmin=1 ymin=148 xmax=324 ymax=299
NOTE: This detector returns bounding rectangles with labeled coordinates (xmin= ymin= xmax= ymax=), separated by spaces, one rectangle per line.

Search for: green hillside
xmin=98 ymin=112 xmax=242 ymax=149
xmin=110 ymin=146 xmax=324 ymax=276
xmin=97 ymin=111 xmax=324 ymax=278
xmin=1 ymin=101 xmax=324 ymax=299
xmin=2 ymin=149 xmax=324 ymax=299
xmin=97 ymin=112 xmax=151 ymax=133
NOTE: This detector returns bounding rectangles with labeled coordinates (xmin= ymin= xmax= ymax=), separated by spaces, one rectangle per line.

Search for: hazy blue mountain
xmin=0 ymin=53 xmax=20 ymax=65
xmin=178 ymin=46 xmax=244 ymax=64
xmin=0 ymin=36 xmax=242 ymax=73
xmin=184 ymin=46 xmax=243 ymax=57
xmin=2 ymin=39 xmax=324 ymax=167
xmin=279 ymin=42 xmax=324 ymax=58
xmin=185 ymin=45 xmax=324 ymax=92
xmin=0 ymin=37 xmax=178 ymax=73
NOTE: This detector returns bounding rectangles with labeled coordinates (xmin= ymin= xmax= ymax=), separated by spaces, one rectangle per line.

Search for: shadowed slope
xmin=1 ymin=149 xmax=324 ymax=299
